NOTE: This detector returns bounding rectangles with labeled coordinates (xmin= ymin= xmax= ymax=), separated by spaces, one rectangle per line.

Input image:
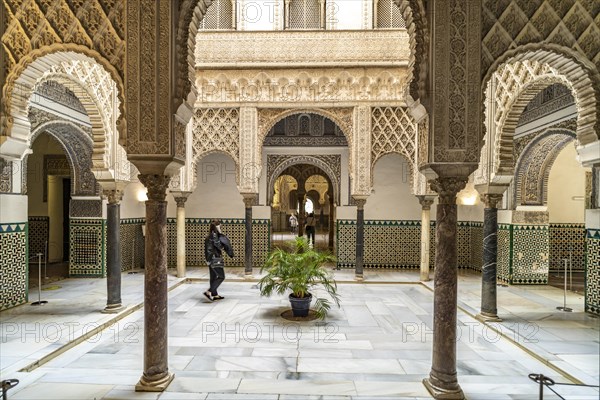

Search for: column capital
xmin=430 ymin=177 xmax=468 ymax=205
xmin=352 ymin=196 xmax=368 ymax=210
xmin=103 ymin=189 xmax=124 ymax=205
xmin=416 ymin=195 xmax=436 ymax=210
xmin=241 ymin=193 xmax=258 ymax=208
xmin=481 ymin=193 xmax=503 ymax=209
xmin=139 ymin=175 xmax=171 ymax=202
xmin=172 ymin=191 xmax=192 ymax=208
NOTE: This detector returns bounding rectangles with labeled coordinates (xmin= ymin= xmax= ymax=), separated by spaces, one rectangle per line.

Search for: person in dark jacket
xmin=204 ymin=219 xmax=233 ymax=301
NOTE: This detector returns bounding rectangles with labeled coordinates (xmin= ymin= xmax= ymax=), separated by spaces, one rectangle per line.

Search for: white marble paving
xmin=1 ymin=269 xmax=598 ymax=399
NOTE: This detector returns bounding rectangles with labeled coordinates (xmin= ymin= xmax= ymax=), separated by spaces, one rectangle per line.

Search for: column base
xmin=135 ymin=372 xmax=174 ymax=392
xmin=420 ymin=275 xmax=430 ymax=282
xmin=355 ymin=273 xmax=364 ymax=282
xmin=244 ymin=270 xmax=254 ymax=280
xmin=476 ymin=312 xmax=502 ymax=323
xmin=422 ymin=377 xmax=464 ymax=400
xmin=101 ymin=304 xmax=125 ymax=314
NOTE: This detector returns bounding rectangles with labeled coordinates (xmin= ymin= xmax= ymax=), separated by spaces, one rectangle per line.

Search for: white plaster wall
xmin=365 ymin=153 xmax=422 ymax=220
xmin=0 ymin=195 xmax=28 ymax=223
xmin=547 ymin=143 xmax=589 ymax=223
xmin=119 ymin=181 xmax=147 ymax=219
xmin=168 ymin=152 xmax=245 ymax=218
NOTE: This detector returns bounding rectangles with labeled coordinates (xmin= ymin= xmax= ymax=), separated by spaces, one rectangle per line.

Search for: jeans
xmin=305 ymin=226 xmax=315 ymax=245
xmin=209 ymin=266 xmax=225 ymax=295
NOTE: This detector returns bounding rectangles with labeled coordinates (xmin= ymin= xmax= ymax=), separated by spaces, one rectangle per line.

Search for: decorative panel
xmin=289 ymin=0 xmax=320 ymax=29
xmin=377 ymin=0 xmax=407 ymax=28
xmin=167 ymin=218 xmax=270 ymax=268
xmin=337 ymin=220 xmax=439 ymax=269
xmin=0 ymin=158 xmax=12 ymax=193
xmin=69 ymin=218 xmax=105 ymax=277
xmin=511 ymin=224 xmax=549 ymax=284
xmin=549 ymin=224 xmax=586 ymax=271
xmin=28 ymin=216 xmax=49 ymax=260
xmin=482 ymin=1 xmax=600 ymax=78
xmin=470 ymin=222 xmax=484 ymax=272
xmin=199 ymin=0 xmax=233 ymax=30
xmin=0 ymin=223 xmax=28 ymax=310
xmin=120 ymin=219 xmax=145 ymax=271
xmin=585 ymin=229 xmax=600 ymax=315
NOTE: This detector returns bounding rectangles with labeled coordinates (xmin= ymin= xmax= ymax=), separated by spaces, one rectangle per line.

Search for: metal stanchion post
xmin=31 ymin=253 xmax=48 ymax=306
xmin=556 ymin=259 xmax=572 ymax=312
xmin=1 ymin=379 xmax=19 ymax=400
xmin=44 ymin=240 xmax=48 ymax=279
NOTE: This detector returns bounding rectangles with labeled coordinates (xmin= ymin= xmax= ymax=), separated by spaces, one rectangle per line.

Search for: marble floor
xmin=1 ymin=268 xmax=598 ymax=400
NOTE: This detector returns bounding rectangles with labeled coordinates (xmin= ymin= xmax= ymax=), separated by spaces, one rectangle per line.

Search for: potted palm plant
xmin=258 ymin=237 xmax=340 ymax=319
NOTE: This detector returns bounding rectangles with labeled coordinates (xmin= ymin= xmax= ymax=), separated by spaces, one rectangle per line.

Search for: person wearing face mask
xmin=204 ymin=219 xmax=234 ymax=301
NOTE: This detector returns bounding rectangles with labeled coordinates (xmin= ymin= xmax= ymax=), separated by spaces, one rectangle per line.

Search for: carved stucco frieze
xmin=195 ymin=68 xmax=409 ymax=106
xmin=0 ymin=159 xmax=12 ymax=193
xmin=239 ymin=107 xmax=259 ymax=193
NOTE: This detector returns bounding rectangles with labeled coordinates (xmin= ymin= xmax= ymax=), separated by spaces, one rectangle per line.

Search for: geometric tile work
xmin=167 ymin=218 xmax=270 ymax=268
xmin=119 ymin=219 xmax=145 ymax=271
xmin=585 ymin=230 xmax=600 ymax=315
xmin=457 ymin=222 xmax=473 ymax=269
xmin=28 ymin=216 xmax=49 ymax=261
xmin=497 ymin=224 xmax=512 ymax=284
xmin=69 ymin=218 xmax=105 ymax=277
xmin=0 ymin=223 xmax=28 ymax=310
xmin=549 ymin=224 xmax=586 ymax=271
xmin=511 ymin=225 xmax=549 ymax=285
xmin=337 ymin=220 xmax=440 ymax=269
xmin=470 ymin=222 xmax=484 ymax=272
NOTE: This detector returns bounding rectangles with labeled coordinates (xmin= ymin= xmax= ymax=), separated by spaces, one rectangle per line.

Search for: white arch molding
xmin=475 ymin=48 xmax=600 ymax=187
xmin=1 ymin=50 xmax=129 ymax=184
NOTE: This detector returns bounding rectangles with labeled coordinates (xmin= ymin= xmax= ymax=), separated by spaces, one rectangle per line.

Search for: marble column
xmin=417 ymin=196 xmax=435 ymax=282
xmin=423 ymin=177 xmax=467 ymax=400
xmin=242 ymin=194 xmax=258 ymax=277
xmin=103 ymin=189 xmax=124 ymax=314
xmin=136 ymin=174 xmax=173 ymax=392
xmin=173 ymin=193 xmax=191 ymax=279
xmin=328 ymin=193 xmax=335 ymax=250
xmin=477 ymin=193 xmax=503 ymax=322
xmin=354 ymin=197 xmax=367 ymax=280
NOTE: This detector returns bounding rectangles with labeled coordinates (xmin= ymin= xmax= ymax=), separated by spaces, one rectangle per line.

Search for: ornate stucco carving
xmin=195 ymin=68 xmax=409 ymax=106
xmin=370 ymin=106 xmax=421 ymax=194
xmin=190 ymin=108 xmax=240 ymax=189
xmin=194 ymin=30 xmax=410 ymax=69
xmin=482 ymin=1 xmax=600 ymax=82
xmin=514 ymin=132 xmax=575 ymax=207
xmin=352 ymin=105 xmax=372 ymax=196
xmin=426 ymin=0 xmax=481 ymax=166
xmin=2 ymin=0 xmax=125 ymax=138
xmin=33 ymin=120 xmax=99 ymax=198
xmin=476 ymin=54 xmax=598 ymax=187
xmin=239 ymin=106 xmax=259 ymax=193
xmin=0 ymin=158 xmax=12 ymax=193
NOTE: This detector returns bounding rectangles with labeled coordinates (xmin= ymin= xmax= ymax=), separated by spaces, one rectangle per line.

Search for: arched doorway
xmin=263 ymin=112 xmax=348 ymax=251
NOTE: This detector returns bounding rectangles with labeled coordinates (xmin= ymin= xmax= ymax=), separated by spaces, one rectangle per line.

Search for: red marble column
xmin=423 ymin=177 xmax=467 ymax=400
xmin=136 ymin=174 xmax=174 ymax=392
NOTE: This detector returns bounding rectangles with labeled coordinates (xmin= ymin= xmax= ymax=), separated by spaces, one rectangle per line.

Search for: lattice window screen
xmin=200 ymin=0 xmax=234 ymax=30
xmin=376 ymin=0 xmax=406 ymax=28
xmin=290 ymin=0 xmax=321 ymax=29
